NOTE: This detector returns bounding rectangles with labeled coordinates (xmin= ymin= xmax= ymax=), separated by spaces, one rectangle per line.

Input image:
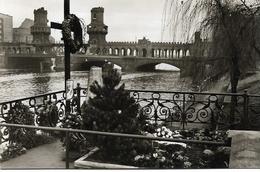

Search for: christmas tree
xmin=81 ymin=64 xmax=152 ymax=164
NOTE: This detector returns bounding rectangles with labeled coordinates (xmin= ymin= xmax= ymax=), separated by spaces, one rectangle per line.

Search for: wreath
xmin=62 ymin=14 xmax=83 ymax=54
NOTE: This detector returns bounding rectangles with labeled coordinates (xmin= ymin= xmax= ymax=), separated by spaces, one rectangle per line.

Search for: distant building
xmin=31 ymin=7 xmax=51 ymax=53
xmin=13 ymin=18 xmax=34 ymax=43
xmin=87 ymin=7 xmax=108 ymax=54
xmin=0 ymin=13 xmax=13 ymax=43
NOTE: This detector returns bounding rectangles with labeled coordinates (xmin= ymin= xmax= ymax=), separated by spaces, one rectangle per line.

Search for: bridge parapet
xmin=107 ymin=41 xmax=138 ymax=45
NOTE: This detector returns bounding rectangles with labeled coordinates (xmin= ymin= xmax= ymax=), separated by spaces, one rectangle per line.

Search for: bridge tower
xmin=87 ymin=7 xmax=108 ymax=55
xmin=31 ymin=7 xmax=51 ymax=53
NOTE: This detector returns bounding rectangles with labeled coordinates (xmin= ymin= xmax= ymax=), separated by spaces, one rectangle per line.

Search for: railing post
xmin=181 ymin=94 xmax=186 ymax=130
xmin=65 ymin=130 xmax=70 ymax=169
xmin=243 ymin=90 xmax=249 ymax=129
xmin=76 ymin=83 xmax=81 ymax=116
xmin=9 ymin=103 xmax=15 ymax=144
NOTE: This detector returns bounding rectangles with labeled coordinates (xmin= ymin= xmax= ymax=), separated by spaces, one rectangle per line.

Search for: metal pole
xmin=64 ymin=0 xmax=71 ymax=88
xmin=76 ymin=83 xmax=81 ymax=116
xmin=64 ymin=2 xmax=71 ymax=168
xmin=65 ymin=131 xmax=70 ymax=169
xmin=182 ymin=93 xmax=186 ymax=130
xmin=243 ymin=90 xmax=249 ymax=129
xmin=64 ymin=0 xmax=70 ymax=17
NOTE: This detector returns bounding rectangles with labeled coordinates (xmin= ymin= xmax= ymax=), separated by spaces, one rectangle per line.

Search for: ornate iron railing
xmin=128 ymin=89 xmax=260 ymax=130
xmin=0 ymin=84 xmax=87 ymax=126
xmin=1 ymin=85 xmax=260 ymax=146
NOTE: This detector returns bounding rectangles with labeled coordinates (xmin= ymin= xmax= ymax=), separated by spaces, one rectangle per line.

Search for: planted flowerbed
xmin=74 ymin=126 xmax=230 ymax=169
xmin=63 ymin=65 xmax=231 ymax=169
xmin=133 ymin=126 xmax=230 ymax=168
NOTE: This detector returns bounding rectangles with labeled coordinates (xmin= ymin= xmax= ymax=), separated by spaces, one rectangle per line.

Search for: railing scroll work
xmin=1 ymin=85 xmax=260 ymax=146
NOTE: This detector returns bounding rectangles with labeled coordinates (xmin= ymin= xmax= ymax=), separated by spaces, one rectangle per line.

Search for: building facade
xmin=13 ymin=18 xmax=34 ymax=43
xmin=0 ymin=13 xmax=13 ymax=43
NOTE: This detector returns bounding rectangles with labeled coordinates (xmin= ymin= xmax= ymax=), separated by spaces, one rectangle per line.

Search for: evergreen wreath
xmin=62 ymin=14 xmax=83 ymax=54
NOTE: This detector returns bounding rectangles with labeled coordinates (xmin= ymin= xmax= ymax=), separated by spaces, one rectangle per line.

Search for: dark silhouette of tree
xmin=165 ymin=0 xmax=260 ymax=127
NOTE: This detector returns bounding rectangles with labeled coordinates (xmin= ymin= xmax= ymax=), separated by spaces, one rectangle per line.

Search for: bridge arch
xmin=155 ymin=63 xmax=180 ymax=71
xmin=114 ymin=48 xmax=119 ymax=56
xmin=121 ymin=48 xmax=127 ymax=56
xmin=13 ymin=47 xmax=17 ymax=54
xmin=127 ymin=48 xmax=132 ymax=56
xmin=151 ymin=48 xmax=155 ymax=57
xmin=133 ymin=49 xmax=138 ymax=57
xmin=179 ymin=49 xmax=183 ymax=58
xmin=102 ymin=48 xmax=107 ymax=55
xmin=96 ymin=48 xmax=101 ymax=55
xmin=156 ymin=49 xmax=160 ymax=57
xmin=185 ymin=49 xmax=190 ymax=56
xmin=26 ymin=48 xmax=31 ymax=54
xmin=163 ymin=49 xmax=168 ymax=58
xmin=109 ymin=47 xmax=113 ymax=55
xmin=135 ymin=61 xmax=182 ymax=72
xmin=142 ymin=48 xmax=147 ymax=57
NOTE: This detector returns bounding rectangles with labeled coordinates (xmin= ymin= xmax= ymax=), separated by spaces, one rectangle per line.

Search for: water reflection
xmin=31 ymin=73 xmax=51 ymax=96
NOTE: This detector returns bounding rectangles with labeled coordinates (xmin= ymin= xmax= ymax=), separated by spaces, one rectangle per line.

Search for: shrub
xmin=81 ymin=64 xmax=152 ymax=164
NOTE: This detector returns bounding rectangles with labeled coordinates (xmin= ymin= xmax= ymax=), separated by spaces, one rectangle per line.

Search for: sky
xmin=0 ymin=0 xmax=175 ymax=42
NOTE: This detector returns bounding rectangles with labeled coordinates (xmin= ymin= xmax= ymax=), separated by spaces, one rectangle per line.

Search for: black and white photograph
xmin=0 ymin=0 xmax=260 ymax=170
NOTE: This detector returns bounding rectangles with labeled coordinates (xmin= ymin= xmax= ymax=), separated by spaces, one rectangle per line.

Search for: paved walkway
xmin=229 ymin=130 xmax=260 ymax=168
xmin=1 ymin=140 xmax=74 ymax=169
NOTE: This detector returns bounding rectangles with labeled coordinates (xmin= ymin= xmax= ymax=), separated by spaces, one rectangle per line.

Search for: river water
xmin=0 ymin=70 xmax=192 ymax=102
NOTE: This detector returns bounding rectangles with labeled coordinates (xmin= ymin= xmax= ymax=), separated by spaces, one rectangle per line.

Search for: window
xmin=93 ymin=13 xmax=97 ymax=19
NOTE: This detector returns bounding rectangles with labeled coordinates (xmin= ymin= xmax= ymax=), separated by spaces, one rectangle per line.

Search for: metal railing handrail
xmin=2 ymin=86 xmax=260 ymax=105
xmin=0 ymin=90 xmax=65 ymax=105
xmin=0 ymin=123 xmax=227 ymax=146
xmin=127 ymin=89 xmax=248 ymax=97
xmin=0 ymin=123 xmax=229 ymax=168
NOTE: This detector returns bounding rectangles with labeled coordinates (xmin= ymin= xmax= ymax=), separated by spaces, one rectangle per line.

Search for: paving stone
xmin=229 ymin=130 xmax=260 ymax=168
xmin=0 ymin=140 xmax=73 ymax=169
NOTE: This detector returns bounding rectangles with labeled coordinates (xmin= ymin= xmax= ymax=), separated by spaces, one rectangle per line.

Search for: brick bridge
xmin=54 ymin=54 xmax=220 ymax=77
xmin=0 ymin=7 xmax=209 ymax=73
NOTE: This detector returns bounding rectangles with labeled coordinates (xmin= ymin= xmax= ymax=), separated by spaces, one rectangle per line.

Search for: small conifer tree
xmin=81 ymin=64 xmax=151 ymax=164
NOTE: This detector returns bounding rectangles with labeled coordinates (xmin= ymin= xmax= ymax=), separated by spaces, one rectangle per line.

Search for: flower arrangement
xmin=134 ymin=126 xmax=230 ymax=168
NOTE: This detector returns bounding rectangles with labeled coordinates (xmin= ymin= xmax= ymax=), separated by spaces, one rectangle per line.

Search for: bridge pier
xmin=4 ymin=53 xmax=53 ymax=72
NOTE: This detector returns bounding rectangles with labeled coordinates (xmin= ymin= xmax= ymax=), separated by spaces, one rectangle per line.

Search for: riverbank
xmin=205 ymin=71 xmax=260 ymax=94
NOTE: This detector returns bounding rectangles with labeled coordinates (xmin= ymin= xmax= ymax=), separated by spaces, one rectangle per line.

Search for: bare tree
xmin=165 ymin=0 xmax=260 ymax=127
